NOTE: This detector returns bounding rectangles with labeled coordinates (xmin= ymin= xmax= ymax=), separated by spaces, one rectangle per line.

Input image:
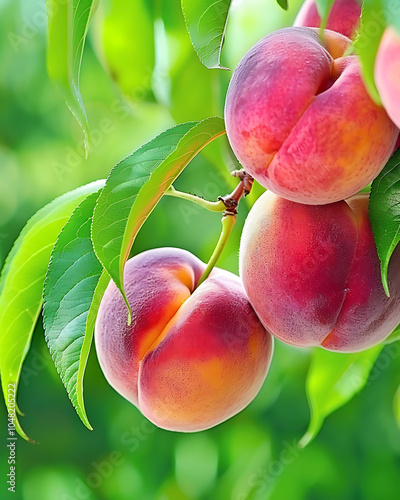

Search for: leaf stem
xmin=165 ymin=186 xmax=226 ymax=212
xmin=196 ymin=213 xmax=236 ymax=288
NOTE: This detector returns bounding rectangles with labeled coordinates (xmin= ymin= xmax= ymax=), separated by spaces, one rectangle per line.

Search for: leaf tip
xmin=81 ymin=416 xmax=93 ymax=431
xmin=75 ymin=397 xmax=94 ymax=431
xmin=14 ymin=415 xmax=36 ymax=444
xmin=298 ymin=431 xmax=314 ymax=449
xmin=118 ymin=281 xmax=132 ymax=324
xmin=381 ymin=261 xmax=391 ymax=297
xmin=127 ymin=309 xmax=132 ymax=327
xmin=77 ymin=409 xmax=93 ymax=431
xmin=119 ymin=272 xmax=132 ymax=323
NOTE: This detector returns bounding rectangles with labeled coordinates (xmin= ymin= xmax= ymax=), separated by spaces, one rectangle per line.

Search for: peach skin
xmin=224 ymin=27 xmax=398 ymax=205
xmin=375 ymin=26 xmax=400 ymax=129
xmin=294 ymin=0 xmax=361 ymax=38
xmin=95 ymin=247 xmax=273 ymax=432
xmin=239 ymin=191 xmax=400 ymax=352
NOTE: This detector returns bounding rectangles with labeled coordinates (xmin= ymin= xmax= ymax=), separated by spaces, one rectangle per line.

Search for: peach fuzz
xmin=224 ymin=27 xmax=398 ymax=205
xmin=239 ymin=191 xmax=400 ymax=352
xmin=294 ymin=0 xmax=361 ymax=38
xmin=95 ymin=247 xmax=273 ymax=432
xmin=375 ymin=26 xmax=400 ymax=129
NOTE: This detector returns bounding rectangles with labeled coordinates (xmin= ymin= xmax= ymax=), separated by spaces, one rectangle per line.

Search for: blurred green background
xmin=1 ymin=0 xmax=400 ymax=499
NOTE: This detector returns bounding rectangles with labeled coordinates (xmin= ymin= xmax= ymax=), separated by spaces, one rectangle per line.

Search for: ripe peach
xmin=224 ymin=27 xmax=398 ymax=205
xmin=95 ymin=248 xmax=273 ymax=432
xmin=239 ymin=191 xmax=400 ymax=352
xmin=375 ymin=26 xmax=400 ymax=129
xmin=294 ymin=0 xmax=361 ymax=38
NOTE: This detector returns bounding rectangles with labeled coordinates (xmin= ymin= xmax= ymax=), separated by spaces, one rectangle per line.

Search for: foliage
xmin=299 ymin=345 xmax=383 ymax=447
xmin=46 ymin=0 xmax=99 ymax=151
xmin=369 ymin=148 xmax=400 ymax=296
xmin=0 ymin=180 xmax=104 ymax=441
xmin=43 ymin=191 xmax=109 ymax=430
xmin=182 ymin=0 xmax=232 ymax=69
xmin=315 ymin=0 xmax=336 ymax=29
xmin=91 ymin=118 xmax=225 ymax=305
xmin=354 ymin=0 xmax=386 ymax=103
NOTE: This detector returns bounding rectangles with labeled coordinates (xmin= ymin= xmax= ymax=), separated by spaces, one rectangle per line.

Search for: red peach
xmin=239 ymin=191 xmax=400 ymax=352
xmin=95 ymin=248 xmax=273 ymax=431
xmin=224 ymin=27 xmax=398 ymax=205
xmin=375 ymin=26 xmax=400 ymax=129
xmin=294 ymin=0 xmax=361 ymax=38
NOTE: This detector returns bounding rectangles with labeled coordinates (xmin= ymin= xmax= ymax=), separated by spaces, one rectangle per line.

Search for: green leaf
xmin=316 ymin=0 xmax=335 ymax=29
xmin=276 ymin=0 xmax=289 ymax=10
xmin=354 ymin=0 xmax=386 ymax=104
xmin=369 ymin=148 xmax=400 ymax=296
xmin=299 ymin=345 xmax=383 ymax=448
xmin=46 ymin=0 xmax=99 ymax=151
xmin=0 ymin=180 xmax=104 ymax=442
xmin=91 ymin=118 xmax=226 ymax=307
xmin=43 ymin=191 xmax=110 ymax=430
xmin=181 ymin=0 xmax=232 ymax=69
xmin=101 ymin=0 xmax=155 ymax=99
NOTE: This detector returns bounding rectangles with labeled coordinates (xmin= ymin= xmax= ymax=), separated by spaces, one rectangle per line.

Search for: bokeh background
xmin=1 ymin=0 xmax=400 ymax=498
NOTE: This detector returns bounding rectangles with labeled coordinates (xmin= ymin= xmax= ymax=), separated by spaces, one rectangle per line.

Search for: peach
xmin=294 ymin=0 xmax=361 ymax=38
xmin=375 ymin=26 xmax=400 ymax=129
xmin=95 ymin=247 xmax=273 ymax=432
xmin=239 ymin=191 xmax=400 ymax=352
xmin=224 ymin=27 xmax=398 ymax=205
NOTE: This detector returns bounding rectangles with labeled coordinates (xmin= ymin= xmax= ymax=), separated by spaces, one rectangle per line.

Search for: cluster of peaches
xmin=95 ymin=0 xmax=400 ymax=432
